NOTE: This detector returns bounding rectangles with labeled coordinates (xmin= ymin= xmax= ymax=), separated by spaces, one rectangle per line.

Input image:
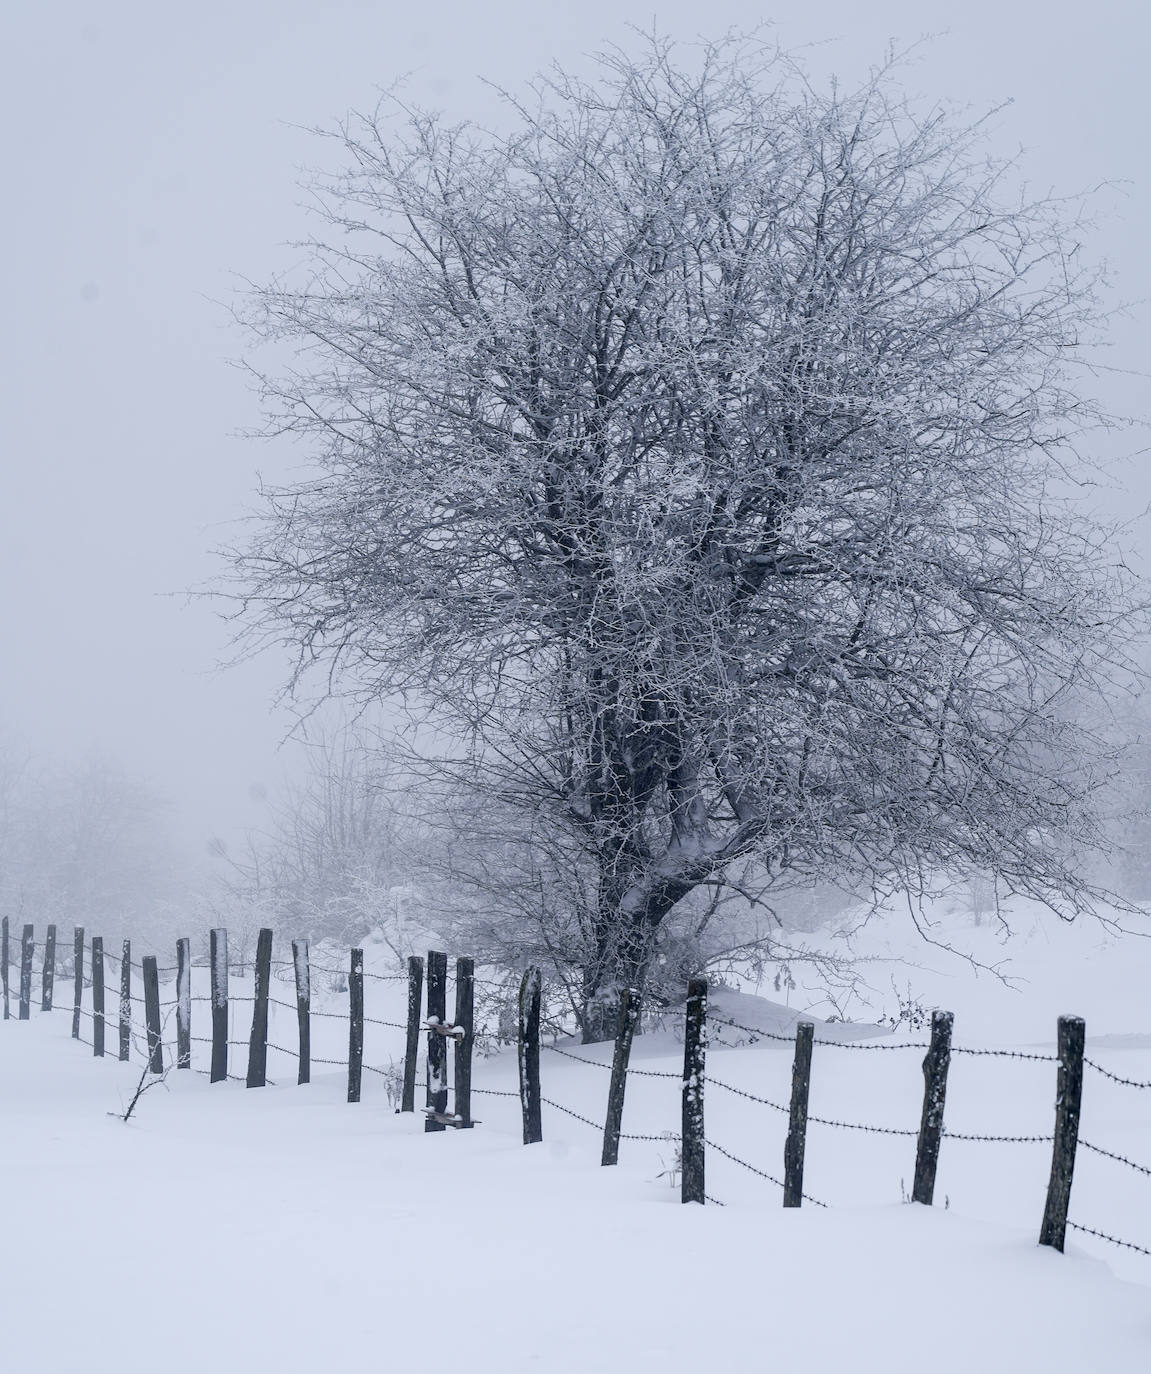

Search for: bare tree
xmin=230 ymin=36 xmax=1144 ymax=1037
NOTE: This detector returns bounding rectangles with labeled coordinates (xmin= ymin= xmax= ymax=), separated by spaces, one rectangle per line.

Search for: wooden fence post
xmin=518 ymin=966 xmax=543 ymax=1145
xmin=912 ymin=1010 xmax=954 ymax=1206
xmin=210 ymin=928 xmax=228 ymax=1084
xmin=2 ymin=915 xmax=8 ymax=1020
xmin=454 ymin=956 xmax=475 ymax=1129
xmin=401 ymin=955 xmax=424 ymax=1113
xmin=601 ymin=987 xmax=640 ymax=1166
xmin=425 ymin=950 xmax=449 ymax=1132
xmin=176 ymin=937 xmax=191 ymax=1069
xmin=246 ymin=927 xmax=273 ymax=1089
xmin=71 ymin=926 xmax=84 ymax=1039
xmin=41 ymin=924 xmax=56 ymax=1011
xmin=118 ymin=940 xmax=131 ymax=1062
xmin=783 ymin=1021 xmax=815 ymax=1207
xmin=292 ymin=939 xmax=310 ymax=1086
xmin=681 ymin=977 xmax=708 ymax=1204
xmin=91 ymin=936 xmax=105 ymax=1057
xmin=142 ymin=956 xmax=163 ymax=1074
xmin=19 ymin=924 xmax=34 ymax=1021
xmin=348 ymin=948 xmax=364 ymax=1104
xmin=1039 ymin=1015 xmax=1086 ymax=1252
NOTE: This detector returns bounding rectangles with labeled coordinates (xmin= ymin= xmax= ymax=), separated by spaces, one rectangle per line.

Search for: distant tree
xmin=231 ymin=36 xmax=1144 ymax=1037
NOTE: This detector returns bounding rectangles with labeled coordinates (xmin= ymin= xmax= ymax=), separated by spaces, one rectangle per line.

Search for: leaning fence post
xmin=912 ymin=1010 xmax=954 ymax=1206
xmin=175 ymin=938 xmax=191 ymax=1069
xmin=1039 ymin=1015 xmax=1086 ymax=1252
xmin=3 ymin=915 xmax=11 ymax=1020
xmin=246 ymin=927 xmax=273 ymax=1089
xmin=518 ymin=966 xmax=543 ymax=1145
xmin=347 ymin=948 xmax=364 ymax=1104
xmin=71 ymin=926 xmax=84 ymax=1039
xmin=784 ymin=1021 xmax=815 ymax=1207
xmin=142 ymin=956 xmax=163 ymax=1074
xmin=682 ymin=977 xmax=708 ymax=1204
xmin=19 ymin=924 xmax=34 ymax=1021
xmin=454 ymin=956 xmax=475 ymax=1129
xmin=401 ymin=955 xmax=424 ymax=1112
xmin=118 ymin=940 xmax=131 ymax=1062
xmin=91 ymin=936 xmax=105 ymax=1057
xmin=292 ymin=939 xmax=310 ymax=1086
xmin=425 ymin=950 xmax=449 ymax=1132
xmin=209 ymin=928 xmax=228 ymax=1084
xmin=601 ymin=987 xmax=640 ymax=1166
xmin=41 ymin=923 xmax=56 ymax=1011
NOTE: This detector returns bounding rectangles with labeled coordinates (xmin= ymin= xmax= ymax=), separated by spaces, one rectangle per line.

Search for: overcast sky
xmin=2 ymin=0 xmax=1148 ymax=855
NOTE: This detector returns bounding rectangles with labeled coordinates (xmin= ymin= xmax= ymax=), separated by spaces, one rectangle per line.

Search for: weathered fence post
xmin=175 ymin=937 xmax=191 ymax=1069
xmin=142 ymin=956 xmax=163 ymax=1074
xmin=425 ymin=950 xmax=449 ymax=1132
xmin=41 ymin=923 xmax=56 ymax=1011
xmin=292 ymin=939 xmax=310 ymax=1086
xmin=401 ymin=954 xmax=424 ymax=1113
xmin=517 ymin=966 xmax=543 ymax=1145
xmin=91 ymin=936 xmax=105 ymax=1056
xmin=681 ymin=977 xmax=708 ymax=1204
xmin=71 ymin=926 xmax=84 ymax=1039
xmin=783 ymin=1021 xmax=815 ymax=1207
xmin=3 ymin=915 xmax=11 ymax=1020
xmin=19 ymin=924 xmax=34 ymax=1021
xmin=912 ymin=1010 xmax=954 ymax=1206
xmin=209 ymin=928 xmax=228 ymax=1084
xmin=246 ymin=927 xmax=273 ymax=1089
xmin=1039 ymin=1015 xmax=1086 ymax=1252
xmin=118 ymin=940 xmax=131 ymax=1062
xmin=347 ymin=948 xmax=364 ymax=1104
xmin=454 ymin=956 xmax=475 ymax=1129
xmin=601 ymin=987 xmax=640 ymax=1166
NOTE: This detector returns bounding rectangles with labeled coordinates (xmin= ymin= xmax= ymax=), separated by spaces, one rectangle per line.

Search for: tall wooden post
xmin=246 ymin=927 xmax=273 ymax=1089
xmin=601 ymin=987 xmax=640 ymax=1166
xmin=175 ymin=937 xmax=191 ymax=1069
xmin=71 ymin=926 xmax=84 ymax=1039
xmin=292 ymin=939 xmax=310 ymax=1086
xmin=401 ymin=955 xmax=424 ymax=1112
xmin=2 ymin=915 xmax=9 ymax=1020
xmin=41 ymin=923 xmax=56 ymax=1011
xmin=453 ymin=956 xmax=475 ymax=1129
xmin=347 ymin=948 xmax=364 ymax=1104
xmin=19 ymin=924 xmax=34 ymax=1021
xmin=783 ymin=1022 xmax=815 ymax=1207
xmin=142 ymin=956 xmax=163 ymax=1074
xmin=912 ymin=1010 xmax=954 ymax=1206
xmin=681 ymin=978 xmax=708 ymax=1204
xmin=209 ymin=928 xmax=228 ymax=1084
xmin=118 ymin=940 xmax=131 ymax=1062
xmin=1039 ymin=1015 xmax=1086 ymax=1252
xmin=517 ymin=966 xmax=543 ymax=1145
xmin=425 ymin=950 xmax=449 ymax=1132
xmin=91 ymin=936 xmax=105 ymax=1057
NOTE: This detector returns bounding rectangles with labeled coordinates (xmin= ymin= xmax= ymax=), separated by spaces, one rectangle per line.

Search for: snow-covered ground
xmin=1 ymin=907 xmax=1149 ymax=1373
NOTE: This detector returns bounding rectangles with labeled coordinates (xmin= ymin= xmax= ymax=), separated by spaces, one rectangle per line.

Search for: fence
xmin=2 ymin=916 xmax=1148 ymax=1264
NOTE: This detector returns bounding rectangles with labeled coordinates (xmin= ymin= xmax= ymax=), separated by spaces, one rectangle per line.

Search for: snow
xmin=2 ymin=909 xmax=1150 ymax=1373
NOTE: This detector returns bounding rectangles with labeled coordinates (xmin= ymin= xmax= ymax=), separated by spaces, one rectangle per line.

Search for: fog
xmin=2 ymin=0 xmax=1148 ymax=878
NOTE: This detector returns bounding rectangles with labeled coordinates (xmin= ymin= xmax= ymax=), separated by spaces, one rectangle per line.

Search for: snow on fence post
xmin=176 ymin=937 xmax=191 ymax=1069
xmin=681 ymin=978 xmax=708 ymax=1205
xmin=425 ymin=950 xmax=449 ymax=1132
xmin=912 ymin=1010 xmax=954 ymax=1206
xmin=292 ymin=939 xmax=310 ymax=1086
xmin=1039 ymin=1015 xmax=1086 ymax=1252
xmin=453 ymin=956 xmax=475 ymax=1129
xmin=40 ymin=924 xmax=56 ymax=1011
xmin=601 ymin=986 xmax=640 ymax=1167
xmin=143 ymin=956 xmax=163 ymax=1074
xmin=3 ymin=915 xmax=11 ymax=1021
xmin=783 ymin=1021 xmax=815 ymax=1207
xmin=91 ymin=936 xmax=105 ymax=1056
xmin=401 ymin=955 xmax=424 ymax=1112
xmin=246 ymin=927 xmax=273 ymax=1089
xmin=517 ymin=966 xmax=543 ymax=1145
xmin=118 ymin=941 xmax=131 ymax=1062
xmin=71 ymin=927 xmax=84 ymax=1039
xmin=18 ymin=924 xmax=34 ymax=1021
xmin=209 ymin=928 xmax=228 ymax=1084
xmin=347 ymin=948 xmax=364 ymax=1104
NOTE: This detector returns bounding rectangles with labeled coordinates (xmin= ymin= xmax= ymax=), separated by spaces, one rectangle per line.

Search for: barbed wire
xmin=1079 ymin=1139 xmax=1151 ymax=1178
xmin=1083 ymin=1059 xmax=1151 ymax=1091
xmin=941 ymin=1129 xmax=1053 ymax=1144
xmin=706 ymin=1074 xmax=788 ymax=1113
xmin=1066 ymin=1221 xmax=1151 ymax=1258
xmin=951 ymin=1046 xmax=1057 ymax=1063
xmin=704 ymin=1136 xmax=829 ymax=1207
xmin=709 ymin=1013 xmax=926 ymax=1052
xmin=540 ymin=1096 xmax=602 ymax=1131
xmin=472 ymin=1087 xmax=519 ymax=1098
